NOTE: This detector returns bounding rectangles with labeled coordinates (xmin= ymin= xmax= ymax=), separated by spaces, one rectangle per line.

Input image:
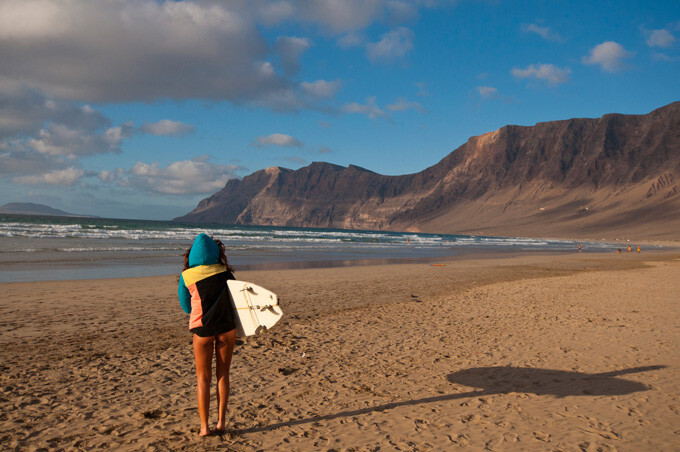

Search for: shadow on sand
xmin=235 ymin=365 xmax=665 ymax=435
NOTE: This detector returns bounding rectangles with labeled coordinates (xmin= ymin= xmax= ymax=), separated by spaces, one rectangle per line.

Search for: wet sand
xmin=1 ymin=251 xmax=679 ymax=450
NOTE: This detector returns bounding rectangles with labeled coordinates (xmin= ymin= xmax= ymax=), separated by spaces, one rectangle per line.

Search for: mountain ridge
xmin=175 ymin=102 xmax=680 ymax=240
xmin=0 ymin=202 xmax=87 ymax=217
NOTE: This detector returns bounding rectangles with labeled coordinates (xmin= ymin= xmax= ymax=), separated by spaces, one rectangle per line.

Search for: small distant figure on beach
xmin=637 ymin=245 xmax=641 ymax=254
xmin=178 ymin=233 xmax=237 ymax=436
xmin=578 ymin=243 xmax=582 ymax=253
xmin=407 ymin=238 xmax=410 ymax=245
xmin=627 ymin=245 xmax=632 ymax=253
xmin=617 ymin=249 xmax=622 ymax=254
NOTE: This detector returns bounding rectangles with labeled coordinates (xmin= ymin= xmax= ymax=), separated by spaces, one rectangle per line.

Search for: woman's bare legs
xmin=214 ymin=329 xmax=236 ymax=432
xmin=193 ymin=334 xmax=215 ymax=436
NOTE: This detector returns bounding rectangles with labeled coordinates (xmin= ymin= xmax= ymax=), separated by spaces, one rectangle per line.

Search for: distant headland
xmin=0 ymin=202 xmax=93 ymax=218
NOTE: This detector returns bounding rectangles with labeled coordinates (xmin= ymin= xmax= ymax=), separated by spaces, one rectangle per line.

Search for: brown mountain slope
xmin=175 ymin=102 xmax=680 ymax=241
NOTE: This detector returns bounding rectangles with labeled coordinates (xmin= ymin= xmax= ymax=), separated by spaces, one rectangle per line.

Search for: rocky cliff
xmin=175 ymin=102 xmax=680 ymax=240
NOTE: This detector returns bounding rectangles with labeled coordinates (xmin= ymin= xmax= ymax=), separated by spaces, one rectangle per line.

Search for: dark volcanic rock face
xmin=175 ymin=102 xmax=680 ymax=240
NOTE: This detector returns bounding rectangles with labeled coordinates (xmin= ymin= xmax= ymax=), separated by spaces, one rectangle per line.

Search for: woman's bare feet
xmin=214 ymin=421 xmax=226 ymax=434
xmin=198 ymin=426 xmax=211 ymax=437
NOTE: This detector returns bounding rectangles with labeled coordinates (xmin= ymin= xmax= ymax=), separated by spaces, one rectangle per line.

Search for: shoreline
xmin=1 ymin=244 xmax=674 ymax=284
xmin=2 ymin=251 xmax=678 ymax=450
xmin=5 ymin=212 xmax=672 ymax=284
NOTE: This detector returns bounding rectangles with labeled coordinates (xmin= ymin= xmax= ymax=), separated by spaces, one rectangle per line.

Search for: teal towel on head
xmin=178 ymin=233 xmax=221 ymax=313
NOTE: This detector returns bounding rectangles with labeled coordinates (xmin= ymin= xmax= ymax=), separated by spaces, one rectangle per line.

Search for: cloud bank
xmin=102 ymin=158 xmax=243 ymax=195
xmin=0 ymin=0 xmax=428 ymax=106
xmin=0 ymin=0 xmax=290 ymax=103
xmin=15 ymin=167 xmax=86 ymax=186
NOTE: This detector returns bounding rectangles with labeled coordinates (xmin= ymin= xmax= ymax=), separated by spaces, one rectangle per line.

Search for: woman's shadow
xmin=446 ymin=365 xmax=665 ymax=397
xmin=235 ymin=365 xmax=665 ymax=434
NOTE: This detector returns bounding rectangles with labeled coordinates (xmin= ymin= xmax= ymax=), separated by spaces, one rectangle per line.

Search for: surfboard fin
xmin=255 ymin=325 xmax=268 ymax=335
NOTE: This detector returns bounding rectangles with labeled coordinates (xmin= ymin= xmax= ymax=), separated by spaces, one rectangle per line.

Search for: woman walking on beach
xmin=178 ymin=233 xmax=237 ymax=436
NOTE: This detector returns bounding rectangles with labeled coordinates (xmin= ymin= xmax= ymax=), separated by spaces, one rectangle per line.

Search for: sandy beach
xmin=1 ymin=250 xmax=679 ymax=451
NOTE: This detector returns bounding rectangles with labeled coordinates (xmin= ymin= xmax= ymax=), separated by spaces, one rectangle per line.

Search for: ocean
xmin=0 ymin=214 xmax=627 ymax=283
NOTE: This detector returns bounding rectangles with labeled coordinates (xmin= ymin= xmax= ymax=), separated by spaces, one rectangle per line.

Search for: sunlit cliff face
xmin=264 ymin=166 xmax=282 ymax=176
xmin=471 ymin=129 xmax=502 ymax=148
xmin=176 ymin=103 xmax=680 ymax=239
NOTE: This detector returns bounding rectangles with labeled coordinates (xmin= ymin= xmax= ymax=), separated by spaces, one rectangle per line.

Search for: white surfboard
xmin=227 ymin=280 xmax=283 ymax=337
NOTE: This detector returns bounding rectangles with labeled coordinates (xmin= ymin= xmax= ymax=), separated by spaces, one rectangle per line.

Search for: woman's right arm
xmin=178 ymin=274 xmax=191 ymax=314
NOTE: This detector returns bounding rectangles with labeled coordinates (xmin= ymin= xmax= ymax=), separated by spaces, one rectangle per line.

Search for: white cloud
xmin=140 ymin=120 xmax=195 ymax=137
xmin=300 ymin=80 xmax=342 ymax=99
xmin=254 ymin=88 xmax=308 ymax=112
xmin=582 ymin=41 xmax=633 ymax=72
xmin=476 ymin=86 xmax=499 ymax=98
xmin=367 ymin=27 xmax=414 ymax=63
xmin=342 ymin=96 xmax=388 ymax=120
xmin=337 ymin=32 xmax=365 ymax=48
xmin=104 ymin=123 xmax=136 ymax=146
xmin=254 ymin=79 xmax=342 ymax=112
xmin=107 ymin=158 xmax=242 ymax=195
xmin=15 ymin=167 xmax=85 ymax=186
xmin=511 ymin=63 xmax=571 ymax=85
xmin=98 ymin=169 xmax=118 ymax=184
xmin=521 ymin=23 xmax=563 ymax=42
xmin=386 ymin=99 xmax=425 ymax=112
xmin=647 ymin=29 xmax=676 ymax=48
xmin=254 ymin=133 xmax=305 ymax=148
xmin=296 ymin=0 xmax=386 ymax=33
xmin=25 ymin=122 xmax=132 ymax=158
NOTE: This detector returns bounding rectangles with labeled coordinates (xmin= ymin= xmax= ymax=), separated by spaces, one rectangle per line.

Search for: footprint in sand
xmin=278 ymin=367 xmax=298 ymax=376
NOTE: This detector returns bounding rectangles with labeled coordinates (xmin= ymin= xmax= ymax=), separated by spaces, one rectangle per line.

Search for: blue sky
xmin=1 ymin=0 xmax=678 ymax=220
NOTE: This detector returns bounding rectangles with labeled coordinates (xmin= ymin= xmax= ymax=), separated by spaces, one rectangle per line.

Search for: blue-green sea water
xmin=0 ymin=214 xmax=628 ymax=282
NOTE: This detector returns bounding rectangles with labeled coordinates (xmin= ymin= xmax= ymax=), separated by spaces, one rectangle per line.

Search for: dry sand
xmin=1 ymin=251 xmax=679 ymax=451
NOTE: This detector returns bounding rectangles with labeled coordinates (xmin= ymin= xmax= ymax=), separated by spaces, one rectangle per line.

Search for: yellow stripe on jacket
xmin=182 ymin=264 xmax=227 ymax=330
